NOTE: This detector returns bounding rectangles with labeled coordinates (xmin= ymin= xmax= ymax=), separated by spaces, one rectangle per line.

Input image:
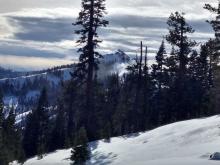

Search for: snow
xmin=4 ymin=96 xmax=18 ymax=107
xmin=25 ymin=90 xmax=40 ymax=100
xmin=0 ymin=67 xmax=73 ymax=89
xmin=62 ymin=69 xmax=72 ymax=81
xmin=15 ymin=115 xmax=220 ymax=165
xmin=102 ymin=50 xmax=130 ymax=64
xmin=15 ymin=110 xmax=32 ymax=124
xmin=112 ymin=63 xmax=129 ymax=76
xmin=0 ymin=51 xmax=130 ymax=90
xmin=0 ymin=51 xmax=130 ymax=94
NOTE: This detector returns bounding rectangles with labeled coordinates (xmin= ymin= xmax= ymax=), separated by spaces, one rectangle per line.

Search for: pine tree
xmin=151 ymin=41 xmax=168 ymax=125
xmin=204 ymin=1 xmax=220 ymax=50
xmin=141 ymin=46 xmax=154 ymax=129
xmin=132 ymin=41 xmax=144 ymax=131
xmin=166 ymin=12 xmax=197 ymax=120
xmin=4 ymin=107 xmax=16 ymax=162
xmin=0 ymin=91 xmax=7 ymax=165
xmin=198 ymin=44 xmax=213 ymax=89
xmin=165 ymin=46 xmax=178 ymax=85
xmin=166 ymin=12 xmax=196 ymax=79
xmin=62 ymin=80 xmax=80 ymax=147
xmin=204 ymin=1 xmax=220 ymax=114
xmin=101 ymin=121 xmax=111 ymax=142
xmin=100 ymin=74 xmax=120 ymax=139
xmin=71 ymin=127 xmax=90 ymax=165
xmin=36 ymin=87 xmax=49 ymax=159
xmin=126 ymin=42 xmax=146 ymax=132
xmin=15 ymin=127 xmax=26 ymax=164
xmin=23 ymin=111 xmax=39 ymax=158
xmin=73 ymin=0 xmax=108 ymax=140
xmin=4 ymin=106 xmax=25 ymax=163
xmin=23 ymin=87 xmax=49 ymax=159
xmin=152 ymin=40 xmax=167 ymax=91
xmin=49 ymin=103 xmax=66 ymax=151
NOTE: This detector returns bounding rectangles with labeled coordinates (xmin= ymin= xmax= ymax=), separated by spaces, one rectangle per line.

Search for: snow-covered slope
xmin=19 ymin=115 xmax=220 ymax=165
xmin=98 ymin=50 xmax=130 ymax=77
xmin=0 ymin=67 xmax=72 ymax=87
xmin=0 ymin=67 xmax=73 ymax=115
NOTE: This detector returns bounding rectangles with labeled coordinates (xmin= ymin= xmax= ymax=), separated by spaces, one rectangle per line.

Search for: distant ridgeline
xmin=0 ymin=51 xmax=130 ymax=117
xmin=0 ymin=64 xmax=74 ymax=117
xmin=0 ymin=67 xmax=25 ymax=79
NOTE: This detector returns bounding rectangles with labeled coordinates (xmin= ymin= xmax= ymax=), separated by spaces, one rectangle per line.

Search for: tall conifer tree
xmin=152 ymin=40 xmax=167 ymax=91
xmin=73 ymin=0 xmax=108 ymax=140
xmin=166 ymin=12 xmax=196 ymax=120
xmin=166 ymin=12 xmax=196 ymax=79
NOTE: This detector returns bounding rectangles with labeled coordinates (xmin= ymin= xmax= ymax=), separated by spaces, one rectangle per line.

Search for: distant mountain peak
xmin=102 ymin=50 xmax=130 ymax=64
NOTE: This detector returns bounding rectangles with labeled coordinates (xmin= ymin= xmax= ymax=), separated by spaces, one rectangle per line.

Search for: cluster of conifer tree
xmin=1 ymin=0 xmax=220 ymax=164
xmin=0 ymin=92 xmax=24 ymax=165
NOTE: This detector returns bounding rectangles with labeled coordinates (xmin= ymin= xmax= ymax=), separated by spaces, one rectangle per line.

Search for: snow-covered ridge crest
xmin=0 ymin=67 xmax=72 ymax=86
xmin=0 ymin=50 xmax=130 ymax=84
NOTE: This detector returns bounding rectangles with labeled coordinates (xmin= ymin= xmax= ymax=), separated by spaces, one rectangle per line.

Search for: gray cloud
xmin=0 ymin=0 xmax=80 ymax=13
xmin=8 ymin=14 xmax=213 ymax=44
xmin=0 ymin=0 xmax=216 ymax=14
xmin=8 ymin=16 xmax=75 ymax=42
xmin=109 ymin=15 xmax=167 ymax=29
xmin=0 ymin=0 xmax=216 ymax=70
xmin=0 ymin=13 xmax=213 ymax=64
xmin=0 ymin=41 xmax=68 ymax=58
xmin=108 ymin=14 xmax=212 ymax=33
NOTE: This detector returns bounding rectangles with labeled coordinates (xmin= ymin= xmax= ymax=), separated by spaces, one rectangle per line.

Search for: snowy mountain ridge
xmin=102 ymin=49 xmax=131 ymax=64
xmin=0 ymin=50 xmax=130 ymax=84
xmin=14 ymin=115 xmax=220 ymax=165
xmin=0 ymin=50 xmax=130 ymax=116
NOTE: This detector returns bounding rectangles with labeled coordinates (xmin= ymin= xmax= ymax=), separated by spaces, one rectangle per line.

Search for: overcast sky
xmin=0 ymin=0 xmax=218 ymax=71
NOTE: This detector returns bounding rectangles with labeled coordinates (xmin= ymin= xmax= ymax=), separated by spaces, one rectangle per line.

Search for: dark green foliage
xmin=164 ymin=12 xmax=198 ymax=121
xmin=73 ymin=0 xmax=108 ymax=81
xmin=62 ymin=80 xmax=82 ymax=146
xmin=101 ymin=122 xmax=111 ymax=142
xmin=23 ymin=111 xmax=39 ymax=158
xmin=0 ymin=91 xmax=7 ymax=165
xmin=204 ymin=1 xmax=220 ymax=34
xmin=23 ymin=87 xmax=49 ymax=159
xmin=112 ymin=43 xmax=154 ymax=134
xmin=166 ymin=12 xmax=197 ymax=77
xmin=0 ymin=91 xmax=24 ymax=164
xmin=151 ymin=41 xmax=168 ymax=125
xmin=49 ymin=103 xmax=66 ymax=151
xmin=73 ymin=0 xmax=108 ymax=140
xmin=71 ymin=127 xmax=90 ymax=165
xmin=36 ymin=88 xmax=50 ymax=159
xmin=204 ymin=1 xmax=220 ymax=114
xmin=3 ymin=107 xmax=24 ymax=163
xmin=151 ymin=40 xmax=167 ymax=91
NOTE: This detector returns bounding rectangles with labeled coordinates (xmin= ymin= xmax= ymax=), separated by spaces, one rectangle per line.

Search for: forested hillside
xmin=1 ymin=0 xmax=220 ymax=165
